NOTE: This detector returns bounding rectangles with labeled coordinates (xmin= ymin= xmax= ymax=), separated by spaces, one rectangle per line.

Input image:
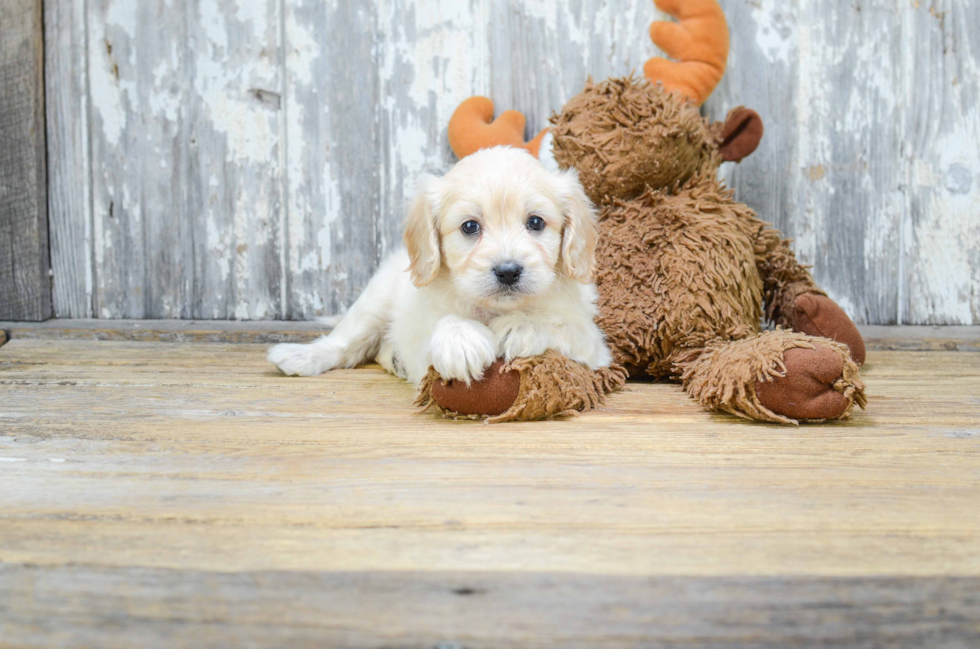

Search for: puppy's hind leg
xmin=269 ymin=255 xmax=403 ymax=376
xmin=376 ymin=340 xmax=408 ymax=380
xmin=268 ymin=336 xmax=345 ymax=377
xmin=269 ymin=313 xmax=383 ymax=377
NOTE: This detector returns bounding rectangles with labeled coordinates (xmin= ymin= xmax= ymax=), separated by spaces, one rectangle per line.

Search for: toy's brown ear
xmin=717 ymin=107 xmax=763 ymax=162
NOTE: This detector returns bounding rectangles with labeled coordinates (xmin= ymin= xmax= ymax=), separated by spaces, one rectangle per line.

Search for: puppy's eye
xmin=460 ymin=220 xmax=481 ymax=236
xmin=526 ymin=215 xmax=546 ymax=232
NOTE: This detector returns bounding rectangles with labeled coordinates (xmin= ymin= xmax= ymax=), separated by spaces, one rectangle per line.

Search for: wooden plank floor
xmin=1 ymin=338 xmax=979 ymax=647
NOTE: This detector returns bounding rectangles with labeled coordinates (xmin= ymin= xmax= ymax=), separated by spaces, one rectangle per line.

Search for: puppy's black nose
xmin=493 ymin=262 xmax=523 ymax=286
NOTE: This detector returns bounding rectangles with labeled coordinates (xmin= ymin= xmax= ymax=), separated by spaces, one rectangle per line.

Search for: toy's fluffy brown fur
xmin=551 ymin=77 xmax=865 ymax=423
xmin=551 ymin=78 xmax=720 ymax=201
xmin=428 ymin=75 xmax=865 ymax=424
xmin=591 ymin=174 xmax=824 ymax=379
xmin=682 ymin=330 xmax=865 ymax=424
xmin=416 ymin=351 xmax=627 ymax=423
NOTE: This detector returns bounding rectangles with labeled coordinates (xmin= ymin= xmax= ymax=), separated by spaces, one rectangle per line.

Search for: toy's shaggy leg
xmin=678 ymin=330 xmax=866 ymax=425
xmin=416 ymin=351 xmax=627 ymax=424
xmin=756 ymin=232 xmax=866 ymax=365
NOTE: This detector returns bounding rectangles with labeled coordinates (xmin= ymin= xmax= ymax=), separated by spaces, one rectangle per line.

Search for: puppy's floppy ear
xmin=403 ymin=174 xmax=442 ymax=287
xmin=556 ymin=168 xmax=598 ymax=283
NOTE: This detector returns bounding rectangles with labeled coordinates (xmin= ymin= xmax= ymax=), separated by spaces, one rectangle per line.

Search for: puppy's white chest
xmin=469 ymin=306 xmax=501 ymax=325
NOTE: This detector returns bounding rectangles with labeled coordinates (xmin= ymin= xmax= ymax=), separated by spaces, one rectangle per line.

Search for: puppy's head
xmin=404 ymin=146 xmax=597 ymax=311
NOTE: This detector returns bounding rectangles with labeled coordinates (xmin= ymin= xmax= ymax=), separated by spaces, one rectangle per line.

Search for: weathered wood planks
xmin=42 ymin=0 xmax=980 ymax=323
xmin=283 ymin=0 xmax=382 ymax=319
xmin=3 ymin=567 xmax=978 ymax=648
xmin=1 ymin=339 xmax=979 ymax=645
xmin=80 ymin=0 xmax=286 ymax=319
xmin=44 ymin=0 xmax=91 ymax=319
xmin=0 ymin=317 xmax=325 ymax=344
xmin=0 ymin=0 xmax=51 ymax=322
xmin=3 ymin=319 xmax=979 ymax=350
xmin=708 ymin=0 xmax=980 ymax=325
xmin=902 ymin=0 xmax=980 ymax=325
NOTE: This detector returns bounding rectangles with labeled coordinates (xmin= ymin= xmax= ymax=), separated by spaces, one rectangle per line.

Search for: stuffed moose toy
xmin=417 ymin=0 xmax=867 ymax=424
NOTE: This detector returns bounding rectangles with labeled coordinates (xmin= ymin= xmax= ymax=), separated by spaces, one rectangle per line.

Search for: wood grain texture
xmin=83 ymin=0 xmax=284 ymax=319
xmin=283 ymin=0 xmax=381 ymax=319
xmin=902 ymin=0 xmax=980 ymax=325
xmin=3 ymin=320 xmax=980 ymax=350
xmin=0 ymin=0 xmax=51 ymax=322
xmin=2 ymin=567 xmax=978 ymax=648
xmin=708 ymin=0 xmax=980 ymax=325
xmin=44 ymin=0 xmax=92 ymax=319
xmin=1 ymin=340 xmax=979 ymax=645
xmin=859 ymin=324 xmax=980 ymax=352
xmin=43 ymin=0 xmax=979 ymax=323
xmin=0 ymin=318 xmax=325 ymax=343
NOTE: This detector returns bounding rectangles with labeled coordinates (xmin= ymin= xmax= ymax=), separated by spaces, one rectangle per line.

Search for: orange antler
xmin=448 ymin=97 xmax=549 ymax=160
xmin=643 ymin=0 xmax=729 ymax=106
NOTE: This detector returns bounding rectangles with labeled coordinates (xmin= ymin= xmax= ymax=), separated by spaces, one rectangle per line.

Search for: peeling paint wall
xmin=710 ymin=0 xmax=979 ymax=325
xmin=46 ymin=0 xmax=979 ymax=323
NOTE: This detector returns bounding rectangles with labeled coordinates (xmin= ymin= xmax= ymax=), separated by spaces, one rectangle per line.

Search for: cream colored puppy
xmin=268 ymin=146 xmax=612 ymax=385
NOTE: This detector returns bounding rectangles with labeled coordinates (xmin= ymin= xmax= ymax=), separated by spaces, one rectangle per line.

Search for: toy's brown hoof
xmin=419 ymin=352 xmax=627 ymax=422
xmin=791 ymin=294 xmax=866 ymax=366
xmin=755 ymin=345 xmax=851 ymax=420
xmin=430 ymin=359 xmax=521 ymax=416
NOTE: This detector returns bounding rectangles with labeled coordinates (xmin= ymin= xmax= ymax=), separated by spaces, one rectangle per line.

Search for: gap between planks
xmin=1 ymin=320 xmax=979 ymax=350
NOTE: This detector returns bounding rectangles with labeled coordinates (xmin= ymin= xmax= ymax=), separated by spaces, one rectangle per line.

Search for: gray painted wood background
xmin=1 ymin=0 xmax=51 ymax=321
xmin=44 ymin=0 xmax=979 ymax=324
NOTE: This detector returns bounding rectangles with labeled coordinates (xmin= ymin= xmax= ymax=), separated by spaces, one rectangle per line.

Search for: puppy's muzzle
xmin=493 ymin=262 xmax=523 ymax=287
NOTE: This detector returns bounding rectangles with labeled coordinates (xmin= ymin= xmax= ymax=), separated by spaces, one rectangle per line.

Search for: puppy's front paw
xmin=429 ymin=316 xmax=496 ymax=385
xmin=268 ymin=342 xmax=336 ymax=377
xmin=490 ymin=313 xmax=552 ymax=361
